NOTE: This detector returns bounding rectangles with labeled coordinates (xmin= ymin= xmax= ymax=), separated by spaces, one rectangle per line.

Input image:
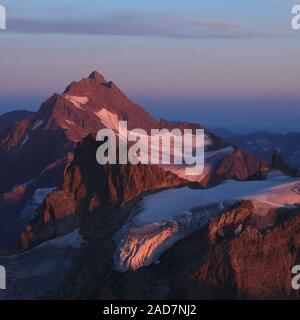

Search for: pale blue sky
xmin=0 ymin=0 xmax=299 ymax=132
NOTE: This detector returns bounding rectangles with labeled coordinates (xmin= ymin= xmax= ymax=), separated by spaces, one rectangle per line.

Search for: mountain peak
xmin=88 ymin=71 xmax=106 ymax=81
xmin=63 ymin=71 xmax=107 ymax=95
xmin=272 ymin=149 xmax=297 ymax=177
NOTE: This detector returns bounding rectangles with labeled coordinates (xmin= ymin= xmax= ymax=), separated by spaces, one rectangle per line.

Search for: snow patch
xmin=64 ymin=95 xmax=89 ymax=110
xmin=31 ymin=119 xmax=44 ymax=131
xmin=20 ymin=134 xmax=29 ymax=147
xmin=205 ymin=146 xmax=234 ymax=159
xmin=94 ymin=108 xmax=119 ymax=130
xmin=19 ymin=187 xmax=56 ymax=220
xmin=95 ymin=109 xmax=209 ymax=169
xmin=65 ymin=120 xmax=75 ymax=126
xmin=205 ymin=135 xmax=212 ymax=146
xmin=115 ymin=221 xmax=180 ymax=272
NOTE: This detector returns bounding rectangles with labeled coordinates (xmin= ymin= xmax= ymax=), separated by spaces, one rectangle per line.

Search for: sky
xmin=0 ymin=0 xmax=299 ymax=133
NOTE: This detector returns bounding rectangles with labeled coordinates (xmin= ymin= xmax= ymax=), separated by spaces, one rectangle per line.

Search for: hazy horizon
xmin=0 ymin=88 xmax=298 ymax=134
xmin=0 ymin=0 xmax=299 ymax=134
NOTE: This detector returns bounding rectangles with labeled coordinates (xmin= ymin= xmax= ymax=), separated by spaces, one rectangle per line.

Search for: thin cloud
xmin=178 ymin=19 xmax=240 ymax=30
xmin=7 ymin=13 xmax=288 ymax=39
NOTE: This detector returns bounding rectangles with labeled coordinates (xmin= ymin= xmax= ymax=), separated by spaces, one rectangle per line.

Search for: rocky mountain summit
xmin=0 ymin=71 xmax=159 ymax=196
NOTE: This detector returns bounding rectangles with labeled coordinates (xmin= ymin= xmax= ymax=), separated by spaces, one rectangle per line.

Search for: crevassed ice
xmin=114 ymin=173 xmax=300 ymax=271
xmin=136 ymin=174 xmax=300 ymax=224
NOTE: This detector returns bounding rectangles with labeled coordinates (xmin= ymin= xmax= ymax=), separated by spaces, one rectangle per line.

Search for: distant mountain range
xmin=211 ymin=129 xmax=300 ymax=173
xmin=0 ymin=110 xmax=33 ymax=130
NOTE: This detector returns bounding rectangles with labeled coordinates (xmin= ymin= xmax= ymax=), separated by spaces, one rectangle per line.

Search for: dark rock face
xmin=207 ymin=200 xmax=254 ymax=244
xmin=217 ymin=148 xmax=269 ymax=180
xmin=0 ymin=156 xmax=72 ymax=252
xmin=48 ymin=200 xmax=300 ymax=300
xmin=0 ymin=110 xmax=34 ymax=130
xmin=20 ymin=134 xmax=186 ymax=249
xmin=200 ymin=148 xmax=269 ymax=187
xmin=193 ymin=203 xmax=300 ymax=299
xmin=272 ymin=149 xmax=297 ymax=177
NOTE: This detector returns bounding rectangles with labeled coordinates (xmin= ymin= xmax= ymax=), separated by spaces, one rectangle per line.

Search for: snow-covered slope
xmin=0 ymin=230 xmax=86 ymax=300
xmin=114 ymin=172 xmax=300 ymax=271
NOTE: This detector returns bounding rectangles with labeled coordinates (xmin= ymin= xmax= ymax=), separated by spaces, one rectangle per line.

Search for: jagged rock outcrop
xmin=217 ymin=148 xmax=269 ymax=180
xmin=200 ymin=148 xmax=269 ymax=187
xmin=20 ymin=134 xmax=186 ymax=249
xmin=272 ymin=149 xmax=297 ymax=177
xmin=208 ymin=200 xmax=254 ymax=243
xmin=193 ymin=202 xmax=300 ymax=299
xmin=227 ymin=131 xmax=300 ymax=173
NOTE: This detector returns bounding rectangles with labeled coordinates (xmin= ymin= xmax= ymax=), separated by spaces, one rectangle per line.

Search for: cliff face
xmin=272 ymin=149 xmax=298 ymax=177
xmin=193 ymin=202 xmax=300 ymax=299
xmin=217 ymin=148 xmax=268 ymax=180
xmin=20 ymin=134 xmax=186 ymax=249
xmin=228 ymin=131 xmax=300 ymax=173
xmin=50 ymin=199 xmax=300 ymax=300
xmin=205 ymin=148 xmax=269 ymax=187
